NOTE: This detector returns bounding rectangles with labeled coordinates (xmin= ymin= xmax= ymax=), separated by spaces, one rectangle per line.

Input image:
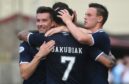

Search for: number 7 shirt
xmin=28 ymin=32 xmax=104 ymax=84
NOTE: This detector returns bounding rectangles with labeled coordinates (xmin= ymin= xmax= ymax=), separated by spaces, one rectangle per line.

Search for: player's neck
xmin=89 ymin=24 xmax=102 ymax=33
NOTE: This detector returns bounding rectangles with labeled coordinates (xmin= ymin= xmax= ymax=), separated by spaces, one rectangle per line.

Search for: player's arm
xmin=45 ymin=26 xmax=91 ymax=37
xmin=19 ymin=40 xmax=55 ymax=80
xmin=17 ymin=31 xmax=46 ymax=47
xmin=58 ymin=9 xmax=93 ymax=45
xmin=91 ymin=31 xmax=116 ymax=68
xmin=90 ymin=48 xmax=116 ymax=68
xmin=45 ymin=26 xmax=69 ymax=36
xmin=96 ymin=52 xmax=116 ymax=68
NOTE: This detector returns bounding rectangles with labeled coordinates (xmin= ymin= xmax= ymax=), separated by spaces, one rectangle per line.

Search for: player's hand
xmin=17 ymin=30 xmax=29 ymax=41
xmin=45 ymin=26 xmax=68 ymax=37
xmin=36 ymin=40 xmax=55 ymax=58
xmin=58 ymin=9 xmax=74 ymax=24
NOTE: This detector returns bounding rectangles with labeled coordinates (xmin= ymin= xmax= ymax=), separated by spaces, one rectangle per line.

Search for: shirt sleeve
xmin=92 ymin=32 xmax=105 ymax=46
xmin=28 ymin=33 xmax=46 ymax=47
xmin=91 ymin=32 xmax=111 ymax=55
xmin=19 ymin=42 xmax=32 ymax=64
xmin=89 ymin=47 xmax=104 ymax=61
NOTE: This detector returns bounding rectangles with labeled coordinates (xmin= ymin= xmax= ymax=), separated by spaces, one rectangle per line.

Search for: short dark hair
xmin=52 ymin=2 xmax=73 ymax=25
xmin=53 ymin=2 xmax=69 ymax=10
xmin=89 ymin=3 xmax=108 ymax=25
xmin=36 ymin=6 xmax=55 ymax=20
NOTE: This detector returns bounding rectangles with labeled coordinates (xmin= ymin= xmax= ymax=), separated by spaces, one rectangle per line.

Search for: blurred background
xmin=0 ymin=0 xmax=129 ymax=84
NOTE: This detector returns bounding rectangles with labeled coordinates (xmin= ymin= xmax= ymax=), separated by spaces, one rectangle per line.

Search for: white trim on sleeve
xmin=95 ymin=52 xmax=104 ymax=61
xmin=90 ymin=35 xmax=95 ymax=46
xmin=20 ymin=61 xmax=29 ymax=64
xmin=27 ymin=32 xmax=33 ymax=45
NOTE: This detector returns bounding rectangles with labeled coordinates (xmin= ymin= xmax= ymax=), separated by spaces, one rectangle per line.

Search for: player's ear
xmin=97 ymin=16 xmax=103 ymax=23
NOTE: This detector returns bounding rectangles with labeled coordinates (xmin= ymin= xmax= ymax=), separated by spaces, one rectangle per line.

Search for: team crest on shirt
xmin=19 ymin=46 xmax=24 ymax=53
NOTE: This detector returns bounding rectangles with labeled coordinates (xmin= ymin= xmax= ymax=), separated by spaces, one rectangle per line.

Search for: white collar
xmin=93 ymin=29 xmax=104 ymax=33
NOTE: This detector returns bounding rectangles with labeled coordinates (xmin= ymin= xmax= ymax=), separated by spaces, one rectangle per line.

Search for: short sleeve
xmin=89 ymin=47 xmax=104 ymax=61
xmin=28 ymin=33 xmax=46 ymax=47
xmin=91 ymin=31 xmax=111 ymax=55
xmin=92 ymin=32 xmax=105 ymax=46
xmin=19 ymin=42 xmax=32 ymax=64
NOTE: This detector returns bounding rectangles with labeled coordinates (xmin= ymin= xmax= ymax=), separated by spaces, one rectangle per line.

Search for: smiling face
xmin=36 ymin=13 xmax=53 ymax=33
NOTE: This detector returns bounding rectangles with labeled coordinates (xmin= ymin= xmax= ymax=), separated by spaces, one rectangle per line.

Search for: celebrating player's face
xmin=84 ymin=7 xmax=98 ymax=29
xmin=36 ymin=13 xmax=53 ymax=33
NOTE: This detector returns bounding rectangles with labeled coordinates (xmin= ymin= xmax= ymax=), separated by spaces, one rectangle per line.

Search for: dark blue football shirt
xmin=85 ymin=29 xmax=111 ymax=84
xmin=19 ymin=32 xmax=46 ymax=84
xmin=27 ymin=32 xmax=103 ymax=84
